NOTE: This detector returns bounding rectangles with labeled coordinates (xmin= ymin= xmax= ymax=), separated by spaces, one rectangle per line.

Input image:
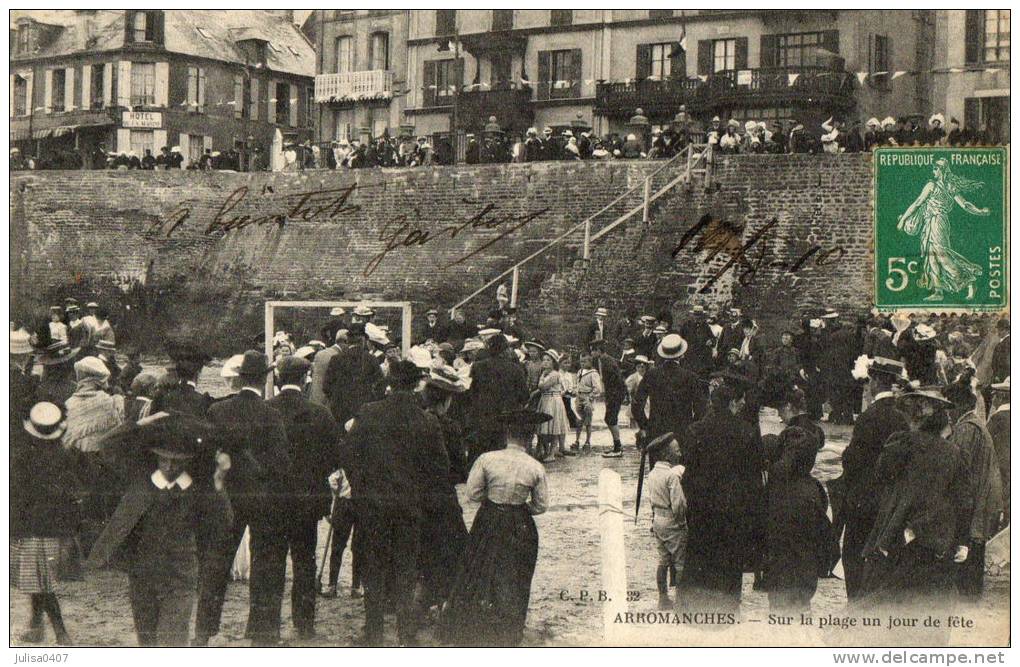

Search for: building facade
xmin=930 ymin=10 xmax=1009 ymax=144
xmin=10 ymin=10 xmax=315 ymax=168
xmin=400 ymin=10 xmax=937 ymax=142
xmin=311 ymin=10 xmax=409 ymax=144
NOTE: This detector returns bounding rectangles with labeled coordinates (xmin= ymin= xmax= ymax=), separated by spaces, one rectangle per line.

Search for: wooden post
xmin=263 ymin=302 xmax=274 ymax=397
xmin=642 ymin=177 xmax=651 ymax=224
xmin=400 ymin=303 xmax=412 ymax=358
xmin=510 ymin=266 xmax=520 ymax=307
xmin=704 ymin=144 xmax=713 ymax=189
xmin=583 ymin=219 xmax=591 ymax=260
xmin=598 ymin=468 xmax=627 ymax=645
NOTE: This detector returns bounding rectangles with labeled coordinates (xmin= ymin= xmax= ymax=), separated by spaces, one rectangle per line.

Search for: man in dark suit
xmin=196 ymin=351 xmax=291 ymax=647
xmin=678 ymin=305 xmax=716 ymax=380
xmin=417 ymin=308 xmax=447 ymax=345
xmin=340 ymin=360 xmax=446 ymax=646
xmin=466 ymin=333 xmax=529 ymax=468
xmin=634 ymin=316 xmax=659 ymax=360
xmin=265 ymin=356 xmax=342 ymax=640
xmin=151 ymin=340 xmax=213 ymax=416
xmin=632 ymin=334 xmax=708 ymax=444
xmin=323 ymin=323 xmax=384 ymax=427
xmin=837 ymin=357 xmax=907 ymax=601
xmin=584 ymin=307 xmax=610 ymax=350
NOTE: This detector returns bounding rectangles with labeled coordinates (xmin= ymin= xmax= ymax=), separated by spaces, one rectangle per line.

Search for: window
xmin=186 ymin=66 xmax=205 ymax=111
xmin=984 ymin=10 xmax=1010 ymax=62
xmin=649 ymin=10 xmax=673 ymax=19
xmin=370 ymin=32 xmax=390 ymax=70
xmin=491 ymin=52 xmax=513 ymax=88
xmin=130 ymin=11 xmax=158 ymax=42
xmin=335 ymin=36 xmax=353 ymax=73
xmin=492 ymin=10 xmax=514 ymax=31
xmin=713 ymin=39 xmax=736 ymax=72
xmin=775 ymin=32 xmax=825 ymax=67
xmin=550 ymin=10 xmax=572 ymax=27
xmin=131 ymin=62 xmax=155 ymax=107
xmin=650 ymin=42 xmax=672 ymax=78
xmin=275 ymin=81 xmax=289 ymax=122
xmin=188 ymin=134 xmax=204 ymax=165
xmin=91 ymin=64 xmax=105 ymax=109
xmin=966 ymin=96 xmax=1009 ymax=144
xmin=435 ymin=59 xmax=459 ymax=102
xmin=549 ymin=49 xmax=577 ymax=98
xmin=130 ymin=130 xmax=154 ymax=159
xmin=17 ymin=25 xmax=30 ymax=53
xmin=436 ymin=10 xmax=456 ymax=36
xmin=13 ymin=75 xmax=28 ymax=116
xmin=51 ymin=69 xmax=67 ymax=112
xmin=868 ymin=34 xmax=891 ymax=86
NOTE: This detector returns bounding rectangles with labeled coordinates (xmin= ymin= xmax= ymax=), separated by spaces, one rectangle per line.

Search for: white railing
xmin=314 ymin=70 xmax=394 ymax=103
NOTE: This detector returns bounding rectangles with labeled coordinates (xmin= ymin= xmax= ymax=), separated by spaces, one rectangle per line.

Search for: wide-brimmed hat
xmin=691 ymin=305 xmax=706 ymax=315
xmin=657 ymin=334 xmax=688 ymax=359
xmin=641 ymin=431 xmax=676 ymax=454
xmin=408 ymin=346 xmax=433 ymax=370
xmin=220 ymin=354 xmax=244 ymax=378
xmin=881 ymin=116 xmax=896 ymax=128
xmin=898 ymin=387 xmax=953 ymax=407
xmin=522 ymin=340 xmax=546 ymax=353
xmin=237 ymin=350 xmax=273 ymax=377
xmin=365 ymin=322 xmax=390 ymax=346
xmin=821 ymin=309 xmax=839 ymax=319
xmin=24 ymin=402 xmax=66 ymax=440
xmin=11 ymin=327 xmax=32 ymax=355
xmin=633 ymin=354 xmax=651 ymax=365
xmin=329 ymin=306 xmax=346 ymax=316
xmin=427 ymin=365 xmax=467 ymax=394
xmin=542 ymin=348 xmax=562 ymax=365
xmin=37 ymin=341 xmax=81 ymax=366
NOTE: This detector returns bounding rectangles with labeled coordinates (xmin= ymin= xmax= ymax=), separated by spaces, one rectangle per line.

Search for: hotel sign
xmin=122 ymin=111 xmax=163 ymax=128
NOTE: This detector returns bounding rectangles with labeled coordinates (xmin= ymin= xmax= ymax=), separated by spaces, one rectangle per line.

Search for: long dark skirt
xmin=418 ymin=495 xmax=468 ymax=606
xmin=439 ymin=500 xmax=538 ymax=647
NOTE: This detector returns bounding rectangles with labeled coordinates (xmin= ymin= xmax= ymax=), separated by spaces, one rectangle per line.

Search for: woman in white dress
xmin=533 ymin=350 xmax=569 ymax=461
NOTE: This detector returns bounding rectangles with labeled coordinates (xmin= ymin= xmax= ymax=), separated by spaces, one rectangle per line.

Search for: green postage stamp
xmin=874 ymin=147 xmax=1008 ymax=312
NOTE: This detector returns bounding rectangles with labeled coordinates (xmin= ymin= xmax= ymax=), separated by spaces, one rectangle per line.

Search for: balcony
xmin=455 ymin=85 xmax=534 ymax=134
xmin=595 ymin=66 xmax=856 ymax=117
xmin=314 ymin=70 xmax=394 ymax=104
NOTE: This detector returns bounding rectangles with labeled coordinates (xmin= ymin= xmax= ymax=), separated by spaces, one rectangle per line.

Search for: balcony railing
xmin=456 ymin=86 xmax=534 ymax=132
xmin=315 ymin=70 xmax=394 ymax=103
xmin=595 ymin=66 xmax=856 ymax=116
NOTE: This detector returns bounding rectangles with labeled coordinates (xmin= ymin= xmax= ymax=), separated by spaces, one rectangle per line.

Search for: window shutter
xmin=116 ymin=128 xmax=131 ymax=153
xmin=234 ymin=74 xmax=243 ymax=118
xmin=197 ymin=67 xmax=206 ymax=112
xmin=153 ymin=11 xmax=165 ymax=46
xmin=964 ymin=10 xmax=982 ymax=64
xmin=669 ymin=42 xmax=686 ymax=78
xmin=250 ymin=78 xmax=259 ymax=120
xmin=697 ymin=40 xmax=712 ymax=76
xmin=636 ymin=44 xmax=652 ymax=79
xmin=735 ymin=37 xmax=749 ymax=70
xmin=821 ymin=30 xmax=839 ymax=56
xmin=64 ymin=67 xmax=76 ymax=111
xmin=760 ymin=35 xmax=778 ymax=67
xmin=203 ymin=135 xmax=213 ymax=153
xmin=153 ymin=129 xmax=167 ymax=152
xmin=267 ymin=80 xmax=276 ymax=123
xmin=569 ymin=48 xmax=582 ymax=97
xmin=179 ymin=133 xmax=190 ymax=167
xmin=25 ymin=73 xmax=33 ymax=116
xmin=81 ymin=65 xmax=92 ymax=110
xmin=103 ymin=63 xmax=113 ymax=107
xmin=288 ymin=83 xmax=298 ymax=127
xmin=964 ymin=97 xmax=980 ymax=130
xmin=117 ymin=60 xmax=132 ymax=107
xmin=44 ymin=69 xmax=53 ymax=113
xmin=154 ymin=62 xmax=169 ymax=107
xmin=423 ymin=61 xmax=436 ymax=107
xmin=537 ymin=50 xmax=550 ymax=100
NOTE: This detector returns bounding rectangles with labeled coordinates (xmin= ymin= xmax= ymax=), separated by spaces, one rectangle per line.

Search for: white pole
xmin=642 ymin=177 xmax=651 ymax=224
xmin=598 ymin=468 xmax=627 ymax=645
xmin=510 ymin=266 xmax=520 ymax=307
xmin=583 ymin=219 xmax=591 ymax=260
xmin=264 ymin=302 xmax=274 ymax=396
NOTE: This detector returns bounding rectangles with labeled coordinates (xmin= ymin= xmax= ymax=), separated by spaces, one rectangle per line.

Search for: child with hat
xmin=572 ymin=354 xmax=603 ymax=455
xmin=643 ymin=431 xmax=688 ymax=611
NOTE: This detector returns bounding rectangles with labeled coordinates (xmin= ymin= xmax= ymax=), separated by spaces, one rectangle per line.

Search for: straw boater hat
xmin=898 ymin=386 xmax=953 ymax=407
xmin=633 ymin=354 xmax=651 ymax=366
xmin=329 ymin=306 xmax=346 ymax=316
xmin=594 ymin=307 xmax=608 ymax=318
xmin=24 ymin=402 xmax=66 ymax=440
xmin=461 ymin=338 xmax=485 ymax=353
xmin=640 ymin=315 xmax=657 ymax=326
xmin=522 ymin=340 xmax=547 ymax=353
xmin=293 ymin=345 xmax=317 ymax=361
xmin=353 ymin=305 xmax=374 ymax=317
xmin=478 ymin=327 xmax=502 ymax=340
xmin=657 ymin=333 xmax=687 ymax=359
xmin=542 ymin=348 xmax=562 ymax=365
xmin=653 ymin=324 xmax=668 ymax=334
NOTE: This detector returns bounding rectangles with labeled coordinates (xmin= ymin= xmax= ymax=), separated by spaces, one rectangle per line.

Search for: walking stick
xmin=317 ymin=495 xmax=337 ymax=588
xmin=633 ymin=432 xmax=647 ymax=525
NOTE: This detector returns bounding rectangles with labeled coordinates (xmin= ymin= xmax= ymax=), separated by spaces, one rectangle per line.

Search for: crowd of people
xmin=10 ymin=287 xmax=1011 ymax=646
xmin=11 ymin=107 xmax=998 ymax=174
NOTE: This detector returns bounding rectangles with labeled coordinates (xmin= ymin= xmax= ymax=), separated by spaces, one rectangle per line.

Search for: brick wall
xmin=11 ymin=154 xmax=875 ymax=354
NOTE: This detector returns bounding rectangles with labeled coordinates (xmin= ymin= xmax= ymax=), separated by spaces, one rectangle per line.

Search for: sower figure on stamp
xmin=265 ymin=356 xmax=343 ymax=639
xmin=87 ymin=412 xmax=233 ymax=647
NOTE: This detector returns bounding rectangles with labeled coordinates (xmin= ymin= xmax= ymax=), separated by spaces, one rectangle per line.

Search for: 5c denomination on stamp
xmin=874 ymin=147 xmax=1007 ymax=312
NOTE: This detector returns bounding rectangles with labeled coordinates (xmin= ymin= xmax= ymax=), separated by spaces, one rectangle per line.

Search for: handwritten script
xmin=364 ymin=202 xmax=549 ymax=277
xmin=672 ymin=214 xmax=845 ymax=293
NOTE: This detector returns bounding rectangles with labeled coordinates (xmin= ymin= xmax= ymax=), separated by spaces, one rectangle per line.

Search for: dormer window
xmin=17 ymin=24 xmax=31 ymax=53
xmin=127 ymin=10 xmax=162 ymax=44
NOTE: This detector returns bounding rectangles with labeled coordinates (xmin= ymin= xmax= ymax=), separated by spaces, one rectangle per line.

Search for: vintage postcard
xmin=7 ymin=6 xmax=1011 ymax=658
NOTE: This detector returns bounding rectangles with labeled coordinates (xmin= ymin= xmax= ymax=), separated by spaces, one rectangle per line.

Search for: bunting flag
xmin=697 ymin=75 xmax=707 ymax=82
xmin=787 ymin=73 xmax=799 ymax=85
xmin=679 ymin=25 xmax=687 ymax=52
xmin=856 ymin=72 xmax=867 ymax=85
xmin=891 ymin=71 xmax=906 ymax=80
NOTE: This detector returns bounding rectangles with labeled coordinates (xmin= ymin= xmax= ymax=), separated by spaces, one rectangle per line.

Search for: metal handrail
xmin=450 ymin=145 xmax=708 ymax=315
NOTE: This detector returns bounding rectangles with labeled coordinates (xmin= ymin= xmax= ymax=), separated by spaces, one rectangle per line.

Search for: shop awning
xmin=11 ymin=117 xmax=114 ymax=142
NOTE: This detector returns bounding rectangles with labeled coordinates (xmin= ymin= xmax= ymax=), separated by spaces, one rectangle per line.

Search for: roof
xmin=10 ymin=10 xmax=314 ymax=78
